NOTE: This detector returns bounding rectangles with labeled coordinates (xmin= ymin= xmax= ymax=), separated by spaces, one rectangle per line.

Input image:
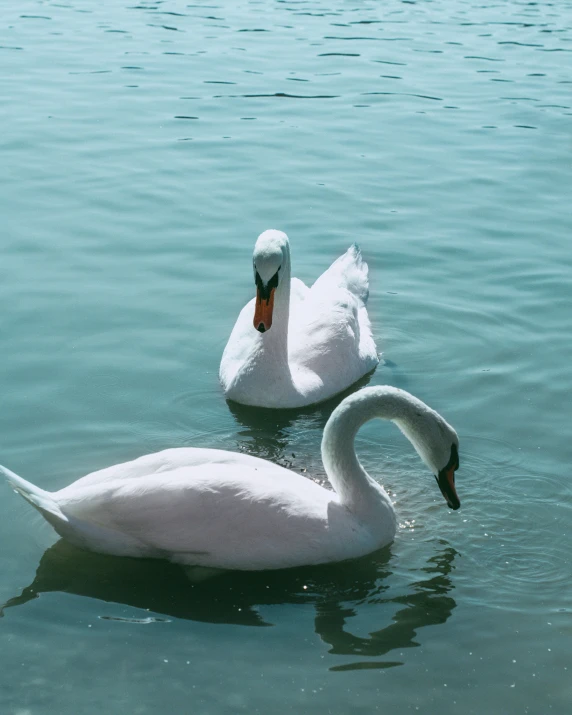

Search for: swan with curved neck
xmin=220 ymin=230 xmax=380 ymax=408
xmin=1 ymin=387 xmax=459 ymax=571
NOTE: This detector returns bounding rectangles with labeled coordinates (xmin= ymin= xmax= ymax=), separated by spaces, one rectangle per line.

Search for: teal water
xmin=1 ymin=0 xmax=571 ymax=712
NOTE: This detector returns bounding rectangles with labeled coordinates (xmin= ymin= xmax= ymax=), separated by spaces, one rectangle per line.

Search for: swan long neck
xmin=321 ymin=387 xmax=428 ymax=511
xmin=261 ymin=249 xmax=291 ymax=359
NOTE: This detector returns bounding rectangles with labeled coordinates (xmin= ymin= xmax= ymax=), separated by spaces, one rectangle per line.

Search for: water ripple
xmin=2 ymin=0 xmax=572 ymax=707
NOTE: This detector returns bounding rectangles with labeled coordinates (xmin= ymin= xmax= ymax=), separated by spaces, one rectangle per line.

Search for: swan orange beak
xmin=437 ymin=466 xmax=460 ymax=510
xmin=254 ymin=286 xmax=276 ymax=333
xmin=436 ymin=444 xmax=460 ymax=510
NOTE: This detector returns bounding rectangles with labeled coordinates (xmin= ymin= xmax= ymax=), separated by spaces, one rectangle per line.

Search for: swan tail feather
xmin=346 ymin=243 xmax=370 ymax=304
xmin=0 ymin=465 xmax=68 ymax=523
xmin=313 ymin=243 xmax=370 ymax=305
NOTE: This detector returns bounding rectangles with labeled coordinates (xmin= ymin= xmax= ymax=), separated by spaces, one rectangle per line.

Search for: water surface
xmin=1 ymin=0 xmax=571 ymax=713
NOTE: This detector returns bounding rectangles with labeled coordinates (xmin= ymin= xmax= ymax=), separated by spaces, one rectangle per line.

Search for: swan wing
xmin=219 ymin=298 xmax=258 ymax=388
xmin=66 ymin=448 xmax=288 ymax=489
xmin=311 ymin=242 xmax=370 ymax=303
xmin=55 ymin=464 xmax=344 ymax=569
xmin=290 ymin=276 xmax=310 ymax=303
xmin=289 ymin=245 xmax=379 ymax=377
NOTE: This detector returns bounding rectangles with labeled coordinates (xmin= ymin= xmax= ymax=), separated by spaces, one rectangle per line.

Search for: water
xmin=1 ymin=0 xmax=571 ymax=712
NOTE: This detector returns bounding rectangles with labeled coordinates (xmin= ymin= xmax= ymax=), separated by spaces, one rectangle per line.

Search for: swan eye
xmin=268 ymin=270 xmax=279 ymax=290
xmin=255 ymin=269 xmax=279 ymax=299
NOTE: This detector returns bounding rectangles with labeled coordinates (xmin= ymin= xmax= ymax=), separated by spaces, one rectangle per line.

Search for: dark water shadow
xmin=225 ymin=370 xmax=377 ymax=466
xmin=1 ymin=540 xmax=457 ymax=671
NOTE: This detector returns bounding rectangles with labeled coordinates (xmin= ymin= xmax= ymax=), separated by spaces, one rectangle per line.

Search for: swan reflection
xmin=1 ymin=540 xmax=457 ymax=670
xmin=315 ymin=544 xmax=457 ymax=670
xmin=226 ymin=370 xmax=376 ymax=466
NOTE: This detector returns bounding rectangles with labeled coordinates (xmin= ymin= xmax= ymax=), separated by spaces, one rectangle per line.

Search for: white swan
xmin=1 ymin=387 xmax=460 ymax=571
xmin=220 ymin=229 xmax=379 ymax=408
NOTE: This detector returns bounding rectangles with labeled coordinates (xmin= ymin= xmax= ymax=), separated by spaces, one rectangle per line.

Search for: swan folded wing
xmin=69 ymin=448 xmax=287 ymax=490
xmin=356 ymin=303 xmax=379 ymax=367
xmin=288 ymin=245 xmax=378 ymax=374
xmin=289 ymin=276 xmax=310 ymax=304
xmin=220 ymin=297 xmax=258 ymax=371
xmin=55 ymin=465 xmax=339 ymax=569
xmin=310 ymin=243 xmax=369 ymax=304
xmin=289 ymin=288 xmax=376 ymax=377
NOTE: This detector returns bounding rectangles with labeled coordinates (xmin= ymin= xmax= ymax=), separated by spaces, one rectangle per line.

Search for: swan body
xmin=1 ymin=387 xmax=460 ymax=571
xmin=220 ymin=230 xmax=379 ymax=408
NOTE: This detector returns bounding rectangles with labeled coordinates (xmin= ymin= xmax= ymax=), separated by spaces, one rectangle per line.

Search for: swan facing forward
xmin=220 ymin=229 xmax=379 ymax=408
xmin=1 ymin=387 xmax=459 ymax=571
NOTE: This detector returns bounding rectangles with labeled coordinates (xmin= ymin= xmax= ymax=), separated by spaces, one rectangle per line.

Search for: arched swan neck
xmin=321 ymin=387 xmax=428 ymax=510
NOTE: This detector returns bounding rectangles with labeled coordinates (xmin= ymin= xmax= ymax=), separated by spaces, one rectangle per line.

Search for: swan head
xmin=400 ymin=405 xmax=460 ymax=510
xmin=252 ymin=230 xmax=290 ymax=333
xmin=363 ymin=387 xmax=460 ymax=510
